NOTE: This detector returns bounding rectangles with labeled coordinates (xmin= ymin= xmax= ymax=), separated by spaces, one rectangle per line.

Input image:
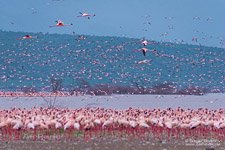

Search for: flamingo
xmin=142 ymin=40 xmax=148 ymax=46
xmin=189 ymin=120 xmax=201 ymax=129
xmin=165 ymin=120 xmax=173 ymax=129
xmin=17 ymin=35 xmax=36 ymax=40
xmin=118 ymin=118 xmax=129 ymax=127
xmin=193 ymin=16 xmax=200 ymax=20
xmin=55 ymin=121 xmax=62 ymax=129
xmin=40 ymin=121 xmax=49 ymax=129
xmin=133 ymin=48 xmax=158 ymax=57
xmin=141 ymin=48 xmax=148 ymax=56
xmin=49 ymin=20 xmax=73 ymax=28
xmin=0 ymin=119 xmax=7 ymax=128
xmin=102 ymin=119 xmax=113 ymax=127
xmin=12 ymin=119 xmax=23 ymax=130
xmin=129 ymin=120 xmax=137 ymax=128
xmin=64 ymin=119 xmax=75 ymax=130
xmin=219 ymin=122 xmax=225 ymax=129
xmin=179 ymin=122 xmax=190 ymax=128
xmin=74 ymin=122 xmax=80 ymax=130
xmin=0 ymin=107 xmax=225 ymax=141
xmin=137 ymin=59 xmax=152 ymax=64
xmin=77 ymin=12 xmax=96 ymax=19
xmin=138 ymin=121 xmax=149 ymax=128
xmin=27 ymin=122 xmax=35 ymax=129
xmin=206 ymin=17 xmax=213 ymax=21
xmin=93 ymin=119 xmax=101 ymax=125
xmin=149 ymin=117 xmax=158 ymax=125
xmin=84 ymin=122 xmax=94 ymax=130
xmin=214 ymin=120 xmax=221 ymax=129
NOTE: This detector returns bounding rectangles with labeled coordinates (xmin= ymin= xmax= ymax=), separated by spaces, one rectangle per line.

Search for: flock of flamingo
xmin=18 ymin=11 xmax=95 ymax=39
xmin=0 ymin=107 xmax=225 ymax=141
xmin=1 ymin=3 xmax=224 ymax=145
xmin=0 ymin=91 xmax=81 ymax=97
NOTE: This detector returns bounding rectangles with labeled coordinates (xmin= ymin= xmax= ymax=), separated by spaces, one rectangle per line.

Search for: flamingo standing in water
xmin=0 ymin=107 xmax=225 ymax=141
xmin=49 ymin=20 xmax=73 ymax=28
xmin=77 ymin=12 xmax=96 ymax=19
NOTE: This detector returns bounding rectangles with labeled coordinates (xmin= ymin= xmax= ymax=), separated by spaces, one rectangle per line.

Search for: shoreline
xmin=0 ymin=91 xmax=224 ymax=97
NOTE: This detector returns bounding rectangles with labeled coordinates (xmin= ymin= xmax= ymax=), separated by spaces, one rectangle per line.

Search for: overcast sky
xmin=0 ymin=0 xmax=225 ymax=47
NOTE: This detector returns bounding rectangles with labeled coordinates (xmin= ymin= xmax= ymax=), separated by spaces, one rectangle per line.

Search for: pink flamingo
xmin=17 ymin=35 xmax=36 ymax=40
xmin=0 ymin=107 xmax=225 ymax=141
xmin=49 ymin=20 xmax=73 ymax=28
xmin=141 ymin=40 xmax=148 ymax=46
xmin=77 ymin=12 xmax=96 ymax=19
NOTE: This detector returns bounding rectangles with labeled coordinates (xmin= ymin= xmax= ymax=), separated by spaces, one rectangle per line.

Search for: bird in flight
xmin=137 ymin=59 xmax=152 ymax=64
xmin=49 ymin=20 xmax=73 ymax=28
xmin=77 ymin=12 xmax=96 ymax=19
xmin=142 ymin=40 xmax=148 ymax=46
xmin=133 ymin=48 xmax=149 ymax=56
xmin=141 ymin=48 xmax=148 ymax=56
xmin=17 ymin=35 xmax=37 ymax=40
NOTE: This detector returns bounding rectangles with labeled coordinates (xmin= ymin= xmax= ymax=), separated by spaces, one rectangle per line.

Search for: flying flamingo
xmin=133 ymin=48 xmax=157 ymax=56
xmin=141 ymin=39 xmax=156 ymax=46
xmin=77 ymin=12 xmax=96 ymax=19
xmin=141 ymin=40 xmax=148 ymax=46
xmin=133 ymin=48 xmax=147 ymax=56
xmin=206 ymin=17 xmax=213 ymax=21
xmin=137 ymin=59 xmax=152 ymax=64
xmin=49 ymin=20 xmax=73 ymax=28
xmin=141 ymin=48 xmax=148 ymax=56
xmin=17 ymin=35 xmax=36 ymax=40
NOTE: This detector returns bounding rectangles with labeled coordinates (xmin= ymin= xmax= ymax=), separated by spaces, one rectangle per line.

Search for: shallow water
xmin=0 ymin=94 xmax=224 ymax=109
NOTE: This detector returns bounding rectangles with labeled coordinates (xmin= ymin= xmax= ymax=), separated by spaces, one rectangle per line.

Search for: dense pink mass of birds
xmin=0 ymin=107 xmax=225 ymax=141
